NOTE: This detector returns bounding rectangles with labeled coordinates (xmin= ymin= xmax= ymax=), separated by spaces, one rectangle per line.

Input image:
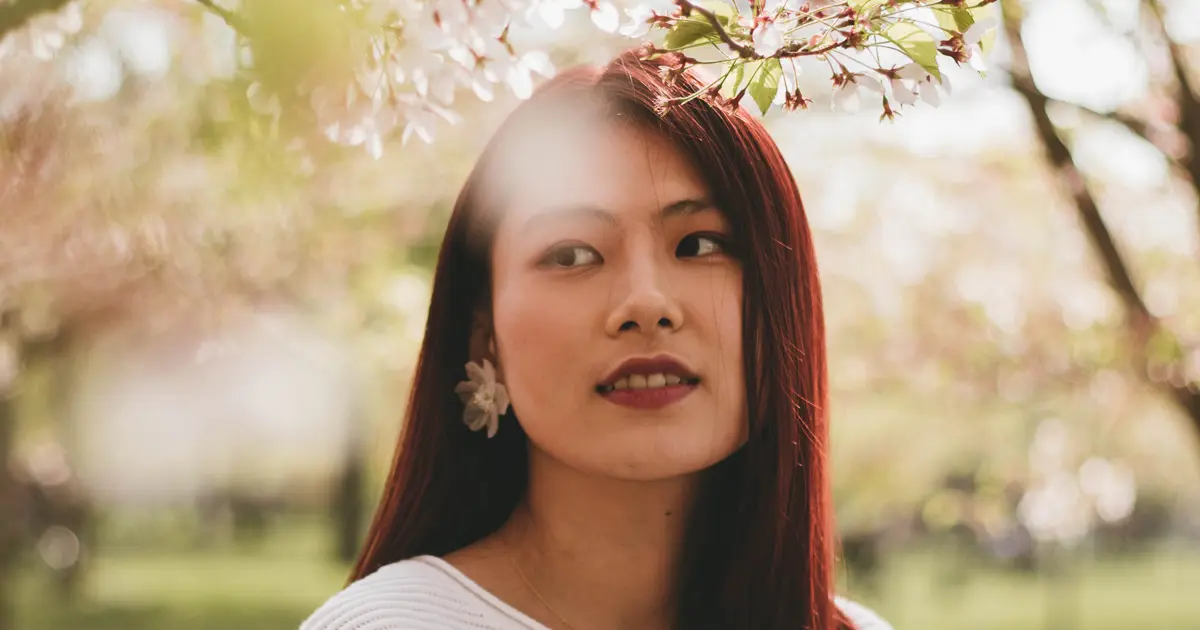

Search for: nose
xmin=604 ymin=253 xmax=684 ymax=337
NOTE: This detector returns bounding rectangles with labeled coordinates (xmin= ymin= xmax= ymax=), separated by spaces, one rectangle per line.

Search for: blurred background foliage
xmin=1 ymin=1 xmax=1198 ymax=629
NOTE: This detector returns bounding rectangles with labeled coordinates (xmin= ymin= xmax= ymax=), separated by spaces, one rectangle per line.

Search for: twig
xmin=194 ymin=0 xmax=248 ymax=35
xmin=676 ymin=0 xmax=754 ymax=58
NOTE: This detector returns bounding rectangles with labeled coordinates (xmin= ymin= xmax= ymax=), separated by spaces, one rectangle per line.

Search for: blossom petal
xmin=857 ymin=75 xmax=885 ymax=95
xmin=454 ymin=381 xmax=479 ymax=401
xmin=939 ymin=73 xmax=953 ymax=95
xmin=521 ymin=50 xmax=556 ymax=78
xmin=752 ymin=22 xmax=784 ymax=57
xmin=897 ymin=62 xmax=928 ymax=82
xmin=919 ymin=81 xmax=941 ymax=107
xmin=832 ymin=83 xmax=860 ymax=113
xmin=464 ymin=406 xmax=489 ymax=431
xmin=968 ymin=44 xmax=988 ymax=73
xmin=471 ymin=77 xmax=495 ymax=102
xmin=466 ymin=361 xmax=488 ymax=384
xmin=890 ymin=78 xmax=917 ymax=106
xmin=485 ymin=411 xmax=500 ymax=438
xmin=494 ymin=383 xmax=510 ymax=416
xmin=480 ymin=358 xmax=497 ymax=382
xmin=538 ymin=2 xmax=566 ymax=28
xmin=590 ymin=2 xmax=620 ymax=33
xmin=366 ymin=132 xmax=383 ymax=160
xmin=963 ymin=17 xmax=996 ymax=46
xmin=506 ymin=64 xmax=534 ymax=100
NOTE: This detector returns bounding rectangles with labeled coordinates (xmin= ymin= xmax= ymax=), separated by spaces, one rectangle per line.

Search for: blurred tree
xmin=1001 ymin=0 xmax=1200 ymax=447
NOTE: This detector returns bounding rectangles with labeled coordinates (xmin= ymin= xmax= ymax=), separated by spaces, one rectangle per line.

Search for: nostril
xmin=656 ymin=317 xmax=672 ymax=328
xmin=619 ymin=320 xmax=638 ymax=332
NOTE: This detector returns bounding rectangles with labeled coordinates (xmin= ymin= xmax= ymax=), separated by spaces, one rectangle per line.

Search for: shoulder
xmin=298 ymin=556 xmax=505 ymax=630
xmin=836 ymin=596 xmax=894 ymax=630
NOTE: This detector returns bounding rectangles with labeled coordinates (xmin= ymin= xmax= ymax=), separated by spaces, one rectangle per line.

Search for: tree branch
xmin=1000 ymin=0 xmax=1200 ymax=442
xmin=1143 ymin=1 xmax=1200 ymax=227
xmin=676 ymin=0 xmax=753 ymax=58
xmin=1049 ymin=98 xmax=1188 ymax=177
xmin=193 ymin=0 xmax=248 ymax=36
xmin=0 ymin=0 xmax=73 ymax=43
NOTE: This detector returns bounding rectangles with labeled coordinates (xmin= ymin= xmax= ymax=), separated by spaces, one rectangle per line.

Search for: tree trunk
xmin=333 ymin=415 xmax=366 ymax=564
xmin=0 ymin=310 xmax=22 ymax=630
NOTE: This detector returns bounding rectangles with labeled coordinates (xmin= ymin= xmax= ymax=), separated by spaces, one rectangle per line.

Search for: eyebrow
xmin=522 ymin=198 xmax=719 ymax=230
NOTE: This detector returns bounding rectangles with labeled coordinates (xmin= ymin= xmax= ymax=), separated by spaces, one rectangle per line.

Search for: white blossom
xmin=897 ymin=62 xmax=929 ymax=82
xmin=454 ymin=359 xmax=510 ymax=438
xmin=963 ymin=17 xmax=995 ymax=73
xmin=590 ymin=1 xmax=621 ymax=33
xmin=832 ymin=80 xmax=860 ymax=113
xmin=889 ymin=77 xmax=918 ymax=106
xmin=752 ymin=21 xmax=784 ymax=57
xmin=773 ymin=58 xmax=802 ymax=104
xmin=856 ymin=74 xmax=885 ymax=95
xmin=620 ymin=0 xmax=675 ymax=39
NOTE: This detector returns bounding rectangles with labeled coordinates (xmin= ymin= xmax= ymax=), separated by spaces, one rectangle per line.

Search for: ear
xmin=467 ymin=307 xmax=502 ymax=378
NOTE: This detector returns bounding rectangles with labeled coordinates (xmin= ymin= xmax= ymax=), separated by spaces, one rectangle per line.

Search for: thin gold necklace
xmin=508 ymin=551 xmax=578 ymax=630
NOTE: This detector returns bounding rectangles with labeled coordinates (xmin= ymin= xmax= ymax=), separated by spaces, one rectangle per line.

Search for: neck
xmin=500 ymin=447 xmax=700 ymax=630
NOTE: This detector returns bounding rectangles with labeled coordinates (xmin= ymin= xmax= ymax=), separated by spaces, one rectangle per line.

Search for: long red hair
xmin=351 ymin=49 xmax=850 ymax=630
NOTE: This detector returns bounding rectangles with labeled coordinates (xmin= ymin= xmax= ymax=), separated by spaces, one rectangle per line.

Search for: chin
xmin=585 ymin=427 xmax=746 ymax=481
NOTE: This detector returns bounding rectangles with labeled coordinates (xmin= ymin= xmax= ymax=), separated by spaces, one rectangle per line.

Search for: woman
xmin=301 ymin=49 xmax=891 ymax=630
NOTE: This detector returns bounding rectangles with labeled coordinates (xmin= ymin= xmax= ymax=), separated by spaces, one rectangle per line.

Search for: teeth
xmin=608 ymin=373 xmax=693 ymax=391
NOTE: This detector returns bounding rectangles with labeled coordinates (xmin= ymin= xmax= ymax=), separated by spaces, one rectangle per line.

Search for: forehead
xmin=489 ymin=116 xmax=709 ymax=225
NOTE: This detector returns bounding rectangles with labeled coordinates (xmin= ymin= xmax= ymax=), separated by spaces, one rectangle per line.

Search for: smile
xmin=594 ymin=355 xmax=701 ymax=410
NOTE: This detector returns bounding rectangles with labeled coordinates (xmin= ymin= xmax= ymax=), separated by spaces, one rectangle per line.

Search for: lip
xmin=599 ymin=383 xmax=697 ymax=410
xmin=598 ymin=354 xmax=700 ymax=386
xmin=595 ymin=354 xmax=701 ymax=411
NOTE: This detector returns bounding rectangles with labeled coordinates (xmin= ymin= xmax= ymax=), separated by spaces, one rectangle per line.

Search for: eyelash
xmin=538 ymin=232 xmax=731 ymax=269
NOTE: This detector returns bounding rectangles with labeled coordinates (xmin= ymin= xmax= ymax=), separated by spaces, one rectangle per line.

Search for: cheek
xmin=720 ymin=289 xmax=746 ymax=396
xmin=491 ymin=281 xmax=589 ymax=409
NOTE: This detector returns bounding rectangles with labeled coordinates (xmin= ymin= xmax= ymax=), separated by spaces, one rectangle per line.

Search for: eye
xmin=676 ymin=233 xmax=727 ymax=258
xmin=540 ymin=244 xmax=602 ymax=268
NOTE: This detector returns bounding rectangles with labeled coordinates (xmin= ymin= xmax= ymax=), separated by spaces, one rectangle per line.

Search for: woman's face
xmin=488 ymin=117 xmax=747 ymax=481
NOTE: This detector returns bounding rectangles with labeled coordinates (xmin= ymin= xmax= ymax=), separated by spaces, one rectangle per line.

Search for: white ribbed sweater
xmin=299 ymin=555 xmax=892 ymax=630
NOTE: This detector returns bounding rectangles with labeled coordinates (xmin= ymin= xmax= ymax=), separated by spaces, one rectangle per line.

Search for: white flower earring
xmin=454 ymin=358 xmax=510 ymax=438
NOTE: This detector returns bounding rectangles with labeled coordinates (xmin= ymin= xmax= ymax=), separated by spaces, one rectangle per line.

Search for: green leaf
xmin=700 ymin=0 xmax=736 ymax=22
xmin=665 ymin=19 xmax=717 ymax=50
xmin=931 ymin=6 xmax=974 ymax=34
xmin=884 ymin=20 xmax=941 ymax=80
xmin=720 ymin=62 xmax=746 ymax=99
xmin=848 ymin=0 xmax=886 ymax=10
xmin=749 ymin=58 xmax=782 ymax=116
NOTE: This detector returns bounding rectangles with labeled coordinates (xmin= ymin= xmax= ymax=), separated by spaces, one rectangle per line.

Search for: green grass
xmin=14 ymin=520 xmax=348 ymax=630
xmin=13 ymin=525 xmax=1200 ymax=630
xmin=842 ymin=542 xmax=1200 ymax=630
